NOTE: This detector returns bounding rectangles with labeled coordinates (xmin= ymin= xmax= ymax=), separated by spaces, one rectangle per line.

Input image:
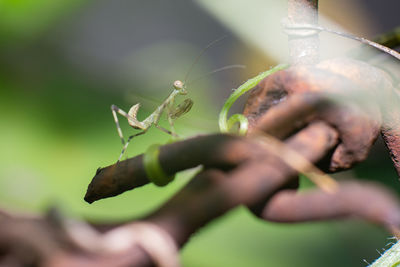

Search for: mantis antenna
xmin=185 ymin=64 xmax=246 ymax=87
xmin=183 ymin=35 xmax=228 ymax=84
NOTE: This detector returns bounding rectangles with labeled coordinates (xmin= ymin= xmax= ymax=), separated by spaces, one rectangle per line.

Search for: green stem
xmin=218 ymin=63 xmax=289 ymax=134
xmin=143 ymin=144 xmax=175 ymax=186
xmin=370 ymin=240 xmax=400 ymax=267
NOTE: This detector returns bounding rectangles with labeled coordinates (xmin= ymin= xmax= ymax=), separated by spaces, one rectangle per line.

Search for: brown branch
xmin=144 ymin=122 xmax=338 ymax=246
xmin=3 ymin=119 xmax=396 ymax=267
xmin=85 ymin=134 xmax=271 ymax=203
xmin=260 ymin=181 xmax=400 ymax=229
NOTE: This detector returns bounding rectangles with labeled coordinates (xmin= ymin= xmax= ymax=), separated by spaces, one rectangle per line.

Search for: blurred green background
xmin=0 ymin=0 xmax=400 ymax=266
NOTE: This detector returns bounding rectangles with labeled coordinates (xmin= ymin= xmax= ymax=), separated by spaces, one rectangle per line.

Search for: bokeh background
xmin=0 ymin=0 xmax=399 ymax=266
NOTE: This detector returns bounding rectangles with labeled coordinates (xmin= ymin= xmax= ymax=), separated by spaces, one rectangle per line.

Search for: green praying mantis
xmin=111 ymin=36 xmax=246 ymax=162
xmin=111 ymin=80 xmax=193 ymax=162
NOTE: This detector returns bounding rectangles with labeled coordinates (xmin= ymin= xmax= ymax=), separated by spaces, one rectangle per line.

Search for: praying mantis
xmin=110 ymin=36 xmax=245 ymax=162
xmin=111 ymin=80 xmax=193 ymax=162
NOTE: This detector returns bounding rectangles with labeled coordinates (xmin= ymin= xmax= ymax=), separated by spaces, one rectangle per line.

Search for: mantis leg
xmin=166 ymin=103 xmax=178 ymax=138
xmin=111 ymin=104 xmax=147 ymax=161
xmin=111 ymin=104 xmax=146 ymax=141
xmin=154 ymin=125 xmax=178 ymax=137
xmin=118 ymin=131 xmax=146 ymax=162
xmin=167 ymin=116 xmax=177 ymax=137
xmin=111 ymin=105 xmax=127 ymax=145
xmin=163 ymin=98 xmax=193 ymax=138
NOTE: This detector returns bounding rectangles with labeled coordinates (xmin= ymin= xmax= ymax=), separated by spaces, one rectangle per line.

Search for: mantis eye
xmin=173 ymin=80 xmax=184 ymax=90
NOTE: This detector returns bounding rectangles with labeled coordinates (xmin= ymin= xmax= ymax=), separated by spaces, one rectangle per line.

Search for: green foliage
xmin=0 ymin=0 xmax=84 ymax=44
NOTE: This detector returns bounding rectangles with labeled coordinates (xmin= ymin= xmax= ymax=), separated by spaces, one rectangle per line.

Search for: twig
xmin=261 ymin=181 xmax=400 ymax=229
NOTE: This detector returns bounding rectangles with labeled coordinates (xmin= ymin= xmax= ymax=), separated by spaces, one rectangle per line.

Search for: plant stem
xmin=370 ymin=240 xmax=400 ymax=267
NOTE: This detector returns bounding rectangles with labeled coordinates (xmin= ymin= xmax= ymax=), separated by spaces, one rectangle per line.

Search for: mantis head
xmin=173 ymin=80 xmax=187 ymax=95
